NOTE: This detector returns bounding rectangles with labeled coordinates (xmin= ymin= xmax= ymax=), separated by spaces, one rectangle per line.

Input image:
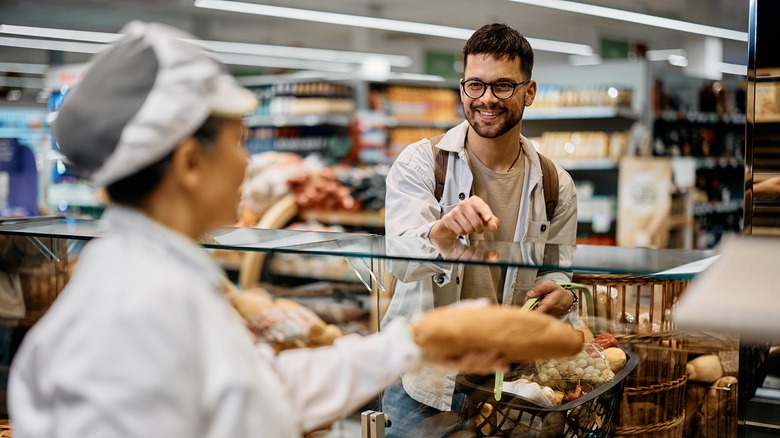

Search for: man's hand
xmin=525 ymin=281 xmax=575 ymax=317
xmin=430 ymin=196 xmax=499 ymax=239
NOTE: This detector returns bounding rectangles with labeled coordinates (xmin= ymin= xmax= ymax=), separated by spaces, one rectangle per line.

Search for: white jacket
xmin=9 ymin=206 xmax=421 ymax=438
xmin=383 ymin=121 xmax=578 ymax=410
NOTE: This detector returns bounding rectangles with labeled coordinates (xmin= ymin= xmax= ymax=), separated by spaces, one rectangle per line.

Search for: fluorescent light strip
xmin=213 ymin=53 xmax=354 ymax=72
xmin=720 ymin=62 xmax=747 ymax=76
xmin=0 ymin=36 xmax=104 ymax=53
xmin=0 ymin=24 xmax=413 ymax=67
xmin=0 ymin=24 xmax=119 ymax=43
xmin=508 ymin=0 xmax=748 ymax=42
xmin=195 ymin=0 xmax=474 ymax=39
xmin=645 ymin=49 xmax=686 ymax=62
xmin=0 ymin=61 xmax=48 ymax=75
xmin=194 ymin=0 xmax=594 ymax=56
xmin=0 ymin=35 xmax=358 ymax=72
xmin=196 ymin=40 xmax=412 ymax=67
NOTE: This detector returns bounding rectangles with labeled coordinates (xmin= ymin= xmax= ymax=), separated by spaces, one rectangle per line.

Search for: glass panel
xmin=0 ymin=218 xmax=715 ymax=278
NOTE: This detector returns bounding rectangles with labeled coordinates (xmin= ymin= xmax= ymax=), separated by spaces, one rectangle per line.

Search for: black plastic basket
xmin=455 ymin=350 xmax=639 ymax=437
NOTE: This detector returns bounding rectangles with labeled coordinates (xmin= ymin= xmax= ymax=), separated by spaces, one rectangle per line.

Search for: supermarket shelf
xmin=668 ymin=214 xmax=692 ymax=228
xmin=269 ymin=257 xmax=360 ymax=283
xmin=756 ymin=115 xmax=780 ymax=124
xmin=524 ymin=106 xmax=638 ymax=121
xmin=299 ymin=209 xmax=385 ymax=227
xmin=557 ymin=159 xmax=618 ymax=170
xmin=693 ymin=199 xmax=744 ymax=216
xmin=655 ymin=111 xmax=746 ymax=125
xmin=384 ymin=119 xmax=459 ymax=129
xmin=245 ymin=113 xmax=352 ymax=127
xmin=695 ymin=157 xmax=744 ymax=169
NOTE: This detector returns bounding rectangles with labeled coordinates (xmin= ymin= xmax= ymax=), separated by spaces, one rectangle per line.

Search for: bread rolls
xmin=412 ymin=305 xmax=583 ymax=363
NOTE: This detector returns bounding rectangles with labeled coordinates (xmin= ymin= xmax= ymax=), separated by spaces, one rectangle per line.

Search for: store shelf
xmin=756 ymin=115 xmax=780 ymax=124
xmin=245 ymin=113 xmax=352 ymax=127
xmin=668 ymin=214 xmax=692 ymax=228
xmin=268 ymin=256 xmax=360 ymax=283
xmin=695 ymin=157 xmax=744 ymax=169
xmin=655 ymin=111 xmax=746 ymax=124
xmin=524 ymin=106 xmax=638 ymax=121
xmin=383 ymin=119 xmax=459 ymax=129
xmin=693 ymin=199 xmax=744 ymax=216
xmin=299 ymin=209 xmax=385 ymax=228
xmin=557 ymin=159 xmax=618 ymax=170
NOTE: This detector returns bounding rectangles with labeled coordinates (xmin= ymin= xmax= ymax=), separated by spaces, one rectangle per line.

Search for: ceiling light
xmin=0 ymin=36 xmax=104 ymax=54
xmin=0 ymin=24 xmax=413 ymax=67
xmin=508 ymin=0 xmax=748 ymax=42
xmin=213 ymin=53 xmax=354 ymax=72
xmin=645 ymin=49 xmax=687 ymax=62
xmin=568 ymin=54 xmax=602 ymax=66
xmin=720 ymin=62 xmax=747 ymax=76
xmin=0 ymin=24 xmax=119 ymax=43
xmin=668 ymin=54 xmax=689 ymax=68
xmin=0 ymin=35 xmax=359 ymax=72
xmin=194 ymin=0 xmax=594 ymax=56
xmin=0 ymin=61 xmax=48 ymax=75
xmin=195 ymin=40 xmax=412 ymax=67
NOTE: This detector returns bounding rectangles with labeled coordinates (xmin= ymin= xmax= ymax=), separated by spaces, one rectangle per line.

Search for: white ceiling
xmin=0 ymin=0 xmax=752 ymax=92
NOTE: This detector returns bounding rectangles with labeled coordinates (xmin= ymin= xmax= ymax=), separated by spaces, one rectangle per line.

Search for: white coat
xmin=9 ymin=206 xmax=420 ymax=437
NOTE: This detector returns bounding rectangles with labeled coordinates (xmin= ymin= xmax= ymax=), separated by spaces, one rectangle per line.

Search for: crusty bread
xmin=412 ymin=305 xmax=583 ymax=362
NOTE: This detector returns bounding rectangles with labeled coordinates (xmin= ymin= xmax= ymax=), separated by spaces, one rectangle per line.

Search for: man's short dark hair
xmin=106 ymin=116 xmax=225 ymax=205
xmin=463 ymin=23 xmax=534 ymax=80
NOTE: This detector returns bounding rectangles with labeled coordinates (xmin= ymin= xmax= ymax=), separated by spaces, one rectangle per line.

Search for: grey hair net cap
xmin=53 ymin=21 xmax=257 ymax=186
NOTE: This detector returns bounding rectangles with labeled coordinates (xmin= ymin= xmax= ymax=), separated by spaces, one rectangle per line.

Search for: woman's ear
xmin=168 ymin=137 xmax=205 ymax=191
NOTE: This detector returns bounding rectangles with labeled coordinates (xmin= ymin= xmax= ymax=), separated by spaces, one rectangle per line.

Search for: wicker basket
xmin=572 ymin=273 xmax=691 ymax=438
xmin=572 ymin=273 xmax=689 ymax=334
xmin=0 ymin=419 xmax=11 ymax=438
xmin=615 ymin=333 xmax=689 ymax=437
xmin=684 ymin=380 xmax=738 ymax=438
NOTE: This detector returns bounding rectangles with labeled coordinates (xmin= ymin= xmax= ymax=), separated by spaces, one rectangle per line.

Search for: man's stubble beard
xmin=464 ymin=102 xmax=524 ymax=139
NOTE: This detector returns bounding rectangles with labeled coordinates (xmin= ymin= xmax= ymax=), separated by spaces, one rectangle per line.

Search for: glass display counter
xmin=0 ymin=216 xmax=735 ymax=438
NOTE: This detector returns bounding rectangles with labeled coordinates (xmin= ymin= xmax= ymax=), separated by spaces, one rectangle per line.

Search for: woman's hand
xmin=431 ymin=349 xmax=508 ymax=374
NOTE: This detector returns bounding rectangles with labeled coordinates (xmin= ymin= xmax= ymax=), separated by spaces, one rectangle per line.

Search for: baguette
xmin=412 ymin=305 xmax=583 ymax=363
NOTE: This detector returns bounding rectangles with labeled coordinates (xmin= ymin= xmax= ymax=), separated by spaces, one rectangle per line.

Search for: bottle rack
xmin=651 ymin=111 xmax=745 ymax=249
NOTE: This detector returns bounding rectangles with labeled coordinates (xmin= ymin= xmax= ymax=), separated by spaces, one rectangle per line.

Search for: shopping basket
xmin=455 ymin=349 xmax=639 ymax=437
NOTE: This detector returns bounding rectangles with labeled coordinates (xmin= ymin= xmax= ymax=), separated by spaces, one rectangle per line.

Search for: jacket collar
xmin=101 ymin=205 xmax=224 ymax=292
xmin=437 ymin=120 xmax=544 ymax=179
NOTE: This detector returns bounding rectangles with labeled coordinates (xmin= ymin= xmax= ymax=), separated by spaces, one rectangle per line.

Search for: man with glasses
xmin=382 ymin=23 xmax=578 ymax=436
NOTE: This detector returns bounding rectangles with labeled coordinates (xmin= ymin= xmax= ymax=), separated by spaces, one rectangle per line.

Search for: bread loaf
xmin=412 ymin=305 xmax=583 ymax=363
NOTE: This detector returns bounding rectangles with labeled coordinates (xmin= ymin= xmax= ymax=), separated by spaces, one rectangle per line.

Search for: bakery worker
xmin=7 ymin=22 xmax=509 ymax=438
xmin=382 ymin=23 xmax=579 ymax=436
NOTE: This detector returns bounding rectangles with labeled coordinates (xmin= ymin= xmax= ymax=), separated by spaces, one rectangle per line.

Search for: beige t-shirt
xmin=461 ymin=145 xmax=525 ymax=304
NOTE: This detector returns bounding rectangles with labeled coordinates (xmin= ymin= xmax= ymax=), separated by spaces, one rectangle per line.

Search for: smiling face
xmin=461 ymin=53 xmax=536 ymax=139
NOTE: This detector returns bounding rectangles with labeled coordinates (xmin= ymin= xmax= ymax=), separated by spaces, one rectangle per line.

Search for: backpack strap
xmin=430 ymin=134 xmax=447 ymax=202
xmin=538 ymin=152 xmax=559 ymax=223
xmin=538 ymin=152 xmax=561 ymax=267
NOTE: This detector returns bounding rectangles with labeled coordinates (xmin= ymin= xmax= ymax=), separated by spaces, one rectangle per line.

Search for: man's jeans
xmin=381 ymin=380 xmax=472 ymax=438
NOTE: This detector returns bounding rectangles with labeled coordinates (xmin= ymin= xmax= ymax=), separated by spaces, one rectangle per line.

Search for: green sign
xmin=424 ymin=49 xmax=459 ymax=79
xmin=600 ymin=37 xmax=630 ymax=60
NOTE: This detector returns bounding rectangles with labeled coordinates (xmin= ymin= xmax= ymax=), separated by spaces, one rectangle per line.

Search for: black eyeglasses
xmin=460 ymin=79 xmax=531 ymax=100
